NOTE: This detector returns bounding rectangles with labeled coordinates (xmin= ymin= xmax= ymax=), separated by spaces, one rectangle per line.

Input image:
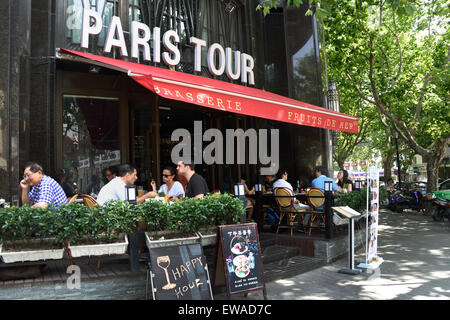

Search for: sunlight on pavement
xmin=275 ymin=279 xmax=296 ymax=287
xmin=428 ymin=249 xmax=444 ymax=256
xmin=357 ymin=278 xmax=426 ymax=300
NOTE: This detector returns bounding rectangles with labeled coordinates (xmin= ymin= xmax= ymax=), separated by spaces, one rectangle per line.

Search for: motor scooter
xmin=389 ymin=188 xmax=424 ymax=213
xmin=426 ymin=192 xmax=450 ymax=223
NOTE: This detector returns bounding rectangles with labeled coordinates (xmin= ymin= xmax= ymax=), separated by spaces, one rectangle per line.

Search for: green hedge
xmin=139 ymin=193 xmax=244 ymax=234
xmin=0 ymin=193 xmax=244 ymax=244
xmin=334 ymin=188 xmax=368 ymax=213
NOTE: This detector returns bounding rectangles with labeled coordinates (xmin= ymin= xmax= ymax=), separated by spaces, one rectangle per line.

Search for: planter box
xmin=145 ymin=231 xmax=200 ymax=249
xmin=197 ymin=227 xmax=218 ymax=247
xmin=0 ymin=239 xmax=64 ymax=264
xmin=68 ymin=235 xmax=128 ymax=258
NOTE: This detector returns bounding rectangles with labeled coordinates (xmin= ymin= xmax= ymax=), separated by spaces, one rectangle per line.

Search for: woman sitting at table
xmin=273 ymin=169 xmax=309 ymax=210
xmin=151 ymin=166 xmax=185 ymax=201
xmin=336 ymin=169 xmax=354 ymax=193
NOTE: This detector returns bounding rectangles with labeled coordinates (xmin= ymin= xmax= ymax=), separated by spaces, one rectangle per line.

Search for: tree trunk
xmin=425 ymin=140 xmax=446 ymax=192
xmin=336 ymin=159 xmax=345 ymax=171
xmin=383 ymin=152 xmax=394 ymax=182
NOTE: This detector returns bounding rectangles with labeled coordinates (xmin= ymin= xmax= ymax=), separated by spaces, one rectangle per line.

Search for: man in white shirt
xmin=97 ymin=164 xmax=156 ymax=205
xmin=273 ymin=169 xmax=309 ymax=210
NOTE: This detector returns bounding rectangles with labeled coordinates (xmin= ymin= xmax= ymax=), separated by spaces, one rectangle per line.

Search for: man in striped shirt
xmin=20 ymin=162 xmax=68 ymax=208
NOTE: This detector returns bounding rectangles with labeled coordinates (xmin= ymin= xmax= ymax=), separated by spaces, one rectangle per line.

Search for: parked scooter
xmin=426 ymin=192 xmax=450 ymax=223
xmin=389 ymin=187 xmax=424 ymax=213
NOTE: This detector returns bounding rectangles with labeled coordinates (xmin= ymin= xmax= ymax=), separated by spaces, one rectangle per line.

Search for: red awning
xmin=58 ymin=48 xmax=359 ymax=133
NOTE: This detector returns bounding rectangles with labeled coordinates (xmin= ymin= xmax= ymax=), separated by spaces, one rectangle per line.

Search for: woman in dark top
xmin=337 ymin=169 xmax=354 ymax=193
xmin=53 ymin=169 xmax=75 ymax=199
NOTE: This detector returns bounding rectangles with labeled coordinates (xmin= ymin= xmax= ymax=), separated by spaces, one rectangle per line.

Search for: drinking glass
xmin=137 ymin=186 xmax=143 ymax=197
xmin=157 ymin=256 xmax=176 ymax=290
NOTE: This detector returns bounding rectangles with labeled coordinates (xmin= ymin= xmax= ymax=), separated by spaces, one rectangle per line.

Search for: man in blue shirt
xmin=312 ymin=166 xmax=339 ymax=192
xmin=20 ymin=162 xmax=68 ymax=208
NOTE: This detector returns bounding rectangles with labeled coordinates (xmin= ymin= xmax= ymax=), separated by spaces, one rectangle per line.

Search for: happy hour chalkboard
xmin=149 ymin=243 xmax=213 ymax=300
xmin=214 ymin=223 xmax=266 ymax=298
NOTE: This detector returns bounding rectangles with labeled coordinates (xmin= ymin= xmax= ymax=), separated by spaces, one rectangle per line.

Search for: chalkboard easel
xmin=148 ymin=243 xmax=213 ymax=300
xmin=213 ymin=223 xmax=267 ymax=300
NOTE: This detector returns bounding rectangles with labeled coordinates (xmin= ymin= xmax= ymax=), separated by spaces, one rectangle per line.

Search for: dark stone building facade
xmin=0 ymin=0 xmax=330 ymax=200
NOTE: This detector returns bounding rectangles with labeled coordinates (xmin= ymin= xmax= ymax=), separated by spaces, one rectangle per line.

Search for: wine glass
xmin=157 ymin=256 xmax=176 ymax=290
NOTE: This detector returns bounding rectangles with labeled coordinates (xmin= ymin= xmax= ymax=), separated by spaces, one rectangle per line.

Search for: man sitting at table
xmin=97 ymin=164 xmax=156 ymax=205
xmin=176 ymin=160 xmax=209 ymax=198
xmin=312 ymin=166 xmax=339 ymax=192
xmin=263 ymin=174 xmax=274 ymax=193
xmin=20 ymin=162 xmax=68 ymax=208
xmin=273 ymin=169 xmax=309 ymax=211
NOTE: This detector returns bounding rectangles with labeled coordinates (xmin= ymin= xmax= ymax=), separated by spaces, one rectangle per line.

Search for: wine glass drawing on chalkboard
xmin=157 ymin=256 xmax=177 ymax=290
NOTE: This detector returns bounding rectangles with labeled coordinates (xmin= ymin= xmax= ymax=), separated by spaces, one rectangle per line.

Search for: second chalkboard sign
xmin=214 ymin=223 xmax=267 ymax=299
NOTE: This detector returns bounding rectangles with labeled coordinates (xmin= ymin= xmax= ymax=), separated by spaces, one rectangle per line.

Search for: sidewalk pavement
xmin=215 ymin=209 xmax=450 ymax=300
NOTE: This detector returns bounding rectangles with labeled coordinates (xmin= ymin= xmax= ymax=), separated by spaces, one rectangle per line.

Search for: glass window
xmin=62 ymin=96 xmax=121 ymax=196
xmin=65 ymin=0 xmax=119 ymax=56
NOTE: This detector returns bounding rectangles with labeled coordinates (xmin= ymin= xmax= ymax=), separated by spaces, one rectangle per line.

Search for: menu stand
xmin=332 ymin=206 xmax=362 ymax=275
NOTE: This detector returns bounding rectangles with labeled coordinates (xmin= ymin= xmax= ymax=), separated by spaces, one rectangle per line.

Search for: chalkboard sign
xmin=149 ymin=243 xmax=213 ymax=300
xmin=214 ymin=223 xmax=267 ymax=299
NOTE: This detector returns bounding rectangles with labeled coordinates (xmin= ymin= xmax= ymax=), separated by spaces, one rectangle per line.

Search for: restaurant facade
xmin=0 ymin=0 xmax=358 ymax=201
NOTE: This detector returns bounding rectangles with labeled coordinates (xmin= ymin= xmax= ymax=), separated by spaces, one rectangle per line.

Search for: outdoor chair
xmin=306 ymin=188 xmax=326 ymax=236
xmin=274 ymin=187 xmax=307 ymax=236
xmin=80 ymin=194 xmax=99 ymax=208
xmin=68 ymin=194 xmax=78 ymax=203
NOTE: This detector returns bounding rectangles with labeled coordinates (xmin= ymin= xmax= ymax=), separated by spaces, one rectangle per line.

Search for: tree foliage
xmin=259 ymin=0 xmax=449 ymax=191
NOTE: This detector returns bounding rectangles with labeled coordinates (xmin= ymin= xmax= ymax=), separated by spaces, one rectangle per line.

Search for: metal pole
xmin=365 ymin=168 xmax=369 ymax=265
xmin=128 ymin=222 xmax=140 ymax=272
xmin=395 ymin=136 xmax=402 ymax=188
xmin=255 ymin=190 xmax=263 ymax=234
xmin=325 ymin=190 xmax=333 ymax=239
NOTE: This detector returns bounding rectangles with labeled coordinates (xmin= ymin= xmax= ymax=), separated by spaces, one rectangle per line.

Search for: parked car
xmin=439 ymin=179 xmax=450 ymax=191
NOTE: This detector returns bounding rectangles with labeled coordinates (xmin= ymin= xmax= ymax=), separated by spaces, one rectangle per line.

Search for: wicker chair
xmin=68 ymin=194 xmax=78 ymax=203
xmin=274 ymin=187 xmax=307 ymax=236
xmin=306 ymin=188 xmax=326 ymax=236
xmin=80 ymin=194 xmax=99 ymax=208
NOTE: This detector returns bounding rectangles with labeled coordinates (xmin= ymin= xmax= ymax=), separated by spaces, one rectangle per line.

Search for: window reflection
xmin=62 ymin=96 xmax=121 ymax=196
xmin=292 ymin=36 xmax=320 ymax=104
xmin=65 ymin=0 xmax=119 ymax=56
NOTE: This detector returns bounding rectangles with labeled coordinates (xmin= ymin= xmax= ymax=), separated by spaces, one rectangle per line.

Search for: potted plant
xmin=197 ymin=194 xmax=243 ymax=246
xmin=143 ymin=193 xmax=244 ymax=248
xmin=143 ymin=197 xmax=201 ymax=249
xmin=65 ymin=201 xmax=138 ymax=258
xmin=0 ymin=206 xmax=65 ymax=263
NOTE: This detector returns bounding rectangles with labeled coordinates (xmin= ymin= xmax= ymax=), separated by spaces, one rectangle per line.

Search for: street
xmin=217 ymin=208 xmax=450 ymax=300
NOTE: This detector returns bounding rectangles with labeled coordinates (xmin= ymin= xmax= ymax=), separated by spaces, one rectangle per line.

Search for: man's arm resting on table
xmin=33 ymin=202 xmax=49 ymax=209
xmin=137 ymin=191 xmax=157 ymax=205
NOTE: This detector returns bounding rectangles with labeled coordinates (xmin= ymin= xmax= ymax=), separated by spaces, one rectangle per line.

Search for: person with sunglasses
xmin=150 ymin=166 xmax=185 ymax=201
xmin=20 ymin=161 xmax=68 ymax=208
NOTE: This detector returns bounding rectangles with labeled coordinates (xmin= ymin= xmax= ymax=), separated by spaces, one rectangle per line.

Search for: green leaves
xmin=0 ymin=194 xmax=245 ymax=244
xmin=139 ymin=194 xmax=244 ymax=234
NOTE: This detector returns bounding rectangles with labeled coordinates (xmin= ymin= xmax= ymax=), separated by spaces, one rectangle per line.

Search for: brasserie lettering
xmin=154 ymin=86 xmax=243 ymax=112
xmin=81 ymin=8 xmax=255 ymax=85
